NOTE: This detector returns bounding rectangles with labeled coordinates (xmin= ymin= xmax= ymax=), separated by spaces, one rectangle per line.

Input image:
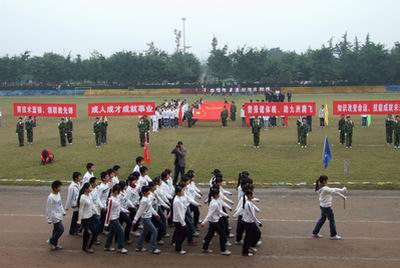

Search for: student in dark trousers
xmin=201 ymin=187 xmax=231 ymax=256
xmin=46 ymin=180 xmax=65 ymax=251
xmin=171 ymin=141 xmax=186 ymax=185
xmin=65 ymin=172 xmax=82 ymax=235
xmin=172 ymin=186 xmax=187 ymax=255
xmin=242 ymin=190 xmax=262 ymax=256
xmin=77 ymin=182 xmax=100 ymax=254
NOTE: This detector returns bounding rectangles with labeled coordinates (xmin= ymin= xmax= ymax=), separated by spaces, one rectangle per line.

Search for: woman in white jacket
xmin=312 ymin=175 xmax=347 ymax=240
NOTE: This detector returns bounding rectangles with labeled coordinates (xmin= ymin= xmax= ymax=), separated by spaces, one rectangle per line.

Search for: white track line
xmin=0 ymin=246 xmax=398 ymax=263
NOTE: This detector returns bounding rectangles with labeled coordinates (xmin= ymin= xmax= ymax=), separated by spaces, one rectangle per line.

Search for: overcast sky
xmin=1 ymin=0 xmax=399 ymax=60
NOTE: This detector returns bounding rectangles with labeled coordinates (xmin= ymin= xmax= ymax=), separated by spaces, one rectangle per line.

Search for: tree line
xmin=0 ymin=33 xmax=399 ymax=88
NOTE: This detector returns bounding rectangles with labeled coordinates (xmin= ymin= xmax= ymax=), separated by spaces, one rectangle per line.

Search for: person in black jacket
xmin=171 ymin=141 xmax=186 ymax=185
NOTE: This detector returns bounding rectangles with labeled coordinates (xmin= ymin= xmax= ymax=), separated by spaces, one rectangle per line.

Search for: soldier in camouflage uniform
xmin=16 ymin=117 xmax=24 ymax=147
xmin=220 ymin=106 xmax=228 ymax=127
xmin=299 ymin=118 xmax=310 ymax=148
xmin=66 ymin=117 xmax=73 ymax=145
xmin=137 ymin=116 xmax=149 ymax=147
xmin=385 ymin=114 xmax=395 ymax=145
xmin=25 ymin=116 xmax=34 ymax=145
xmin=143 ymin=115 xmax=150 ymax=143
xmin=185 ymin=107 xmax=193 ymax=128
xmin=230 ymin=101 xmax=237 ymax=121
xmin=393 ymin=115 xmax=400 ymax=149
xmin=252 ymin=117 xmax=262 ymax=148
xmin=338 ymin=115 xmax=346 ymax=145
xmin=100 ymin=116 xmax=108 ymax=144
xmin=58 ymin=118 xmax=68 ymax=147
xmin=344 ymin=115 xmax=354 ymax=148
xmin=93 ymin=117 xmax=102 ymax=148
xmin=296 ymin=116 xmax=302 ymax=144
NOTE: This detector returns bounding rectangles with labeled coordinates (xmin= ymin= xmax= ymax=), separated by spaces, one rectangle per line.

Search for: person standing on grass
xmin=77 ymin=182 xmax=100 ymax=254
xmin=230 ymin=101 xmax=237 ymax=121
xmin=100 ymin=116 xmax=108 ymax=145
xmin=93 ymin=117 xmax=102 ymax=148
xmin=171 ymin=141 xmax=186 ymax=185
xmin=16 ymin=117 xmax=24 ymax=146
xmin=58 ymin=118 xmax=67 ymax=147
xmin=312 ymin=175 xmax=347 ymax=240
xmin=299 ymin=118 xmax=310 ymax=148
xmin=319 ymin=105 xmax=325 ymax=128
xmin=65 ymin=172 xmax=82 ymax=236
xmin=394 ymin=115 xmax=400 ymax=149
xmin=338 ymin=115 xmax=346 ymax=145
xmin=220 ymin=106 xmax=228 ymax=127
xmin=344 ymin=115 xmax=354 ymax=148
xmin=252 ymin=117 xmax=262 ymax=149
xmin=385 ymin=114 xmax=395 ymax=145
xmin=240 ymin=105 xmax=246 ymax=127
xmin=66 ymin=117 xmax=73 ymax=145
xmin=138 ymin=116 xmax=149 ymax=147
xmin=25 ymin=116 xmax=34 ymax=145
xmin=104 ymin=184 xmax=128 ymax=254
xmin=46 ymin=180 xmax=65 ymax=251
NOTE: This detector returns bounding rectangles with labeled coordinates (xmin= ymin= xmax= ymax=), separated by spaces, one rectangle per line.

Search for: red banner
xmin=244 ymin=102 xmax=316 ymax=116
xmin=192 ymin=101 xmax=231 ymax=121
xmin=13 ymin=103 xmax=77 ymax=117
xmin=88 ymin=102 xmax=156 ymax=116
xmin=333 ymin=100 xmax=400 ymax=115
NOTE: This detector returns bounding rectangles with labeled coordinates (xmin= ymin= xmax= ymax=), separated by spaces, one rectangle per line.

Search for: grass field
xmin=0 ymin=93 xmax=399 ymax=188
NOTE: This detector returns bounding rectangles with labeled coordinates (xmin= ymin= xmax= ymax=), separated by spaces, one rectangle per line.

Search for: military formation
xmin=93 ymin=116 xmax=108 ymax=148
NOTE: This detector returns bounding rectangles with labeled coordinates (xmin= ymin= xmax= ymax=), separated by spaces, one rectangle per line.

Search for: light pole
xmin=182 ymin=17 xmax=186 ymax=53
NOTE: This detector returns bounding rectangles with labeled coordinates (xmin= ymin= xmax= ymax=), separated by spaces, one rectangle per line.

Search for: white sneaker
xmin=221 ymin=250 xmax=231 ymax=256
xmin=244 ymin=252 xmax=254 ymax=257
xmin=152 ymin=249 xmax=161 ymax=254
xmin=225 ymin=241 xmax=232 ymax=246
xmin=135 ymin=248 xmax=147 ymax=252
xmin=249 ymin=247 xmax=258 ymax=253
xmin=104 ymin=247 xmax=115 ymax=252
xmin=178 ymin=250 xmax=186 ymax=255
xmin=330 ymin=235 xmax=342 ymax=240
xmin=312 ymin=234 xmax=323 ymax=238
xmin=256 ymin=240 xmax=263 ymax=246
xmin=164 ymin=233 xmax=170 ymax=238
xmin=118 ymin=248 xmax=128 ymax=254
xmin=193 ymin=231 xmax=200 ymax=237
xmin=228 ymin=233 xmax=235 ymax=238
xmin=203 ymin=249 xmax=213 ymax=254
xmin=157 ymin=240 xmax=165 ymax=245
xmin=132 ymin=231 xmax=141 ymax=237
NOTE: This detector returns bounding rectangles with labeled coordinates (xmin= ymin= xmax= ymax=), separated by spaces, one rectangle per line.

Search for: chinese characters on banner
xmin=333 ymin=100 xmax=400 ymax=115
xmin=88 ymin=102 xmax=156 ymax=116
xmin=244 ymin=102 xmax=316 ymax=116
xmin=13 ymin=103 xmax=77 ymax=117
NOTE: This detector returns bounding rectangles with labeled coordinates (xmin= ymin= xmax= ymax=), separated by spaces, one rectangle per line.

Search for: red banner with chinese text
xmin=244 ymin=102 xmax=316 ymax=116
xmin=88 ymin=102 xmax=156 ymax=116
xmin=13 ymin=103 xmax=77 ymax=117
xmin=192 ymin=101 xmax=231 ymax=121
xmin=333 ymin=100 xmax=400 ymax=115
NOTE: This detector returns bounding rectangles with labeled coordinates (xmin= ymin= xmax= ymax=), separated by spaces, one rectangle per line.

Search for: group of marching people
xmin=45 ymin=158 xmax=263 ymax=256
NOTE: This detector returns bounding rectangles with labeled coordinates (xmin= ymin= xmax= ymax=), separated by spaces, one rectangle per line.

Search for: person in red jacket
xmin=41 ymin=149 xmax=54 ymax=165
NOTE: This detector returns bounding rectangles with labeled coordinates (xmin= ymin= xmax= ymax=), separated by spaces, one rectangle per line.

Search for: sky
xmin=0 ymin=0 xmax=399 ymax=60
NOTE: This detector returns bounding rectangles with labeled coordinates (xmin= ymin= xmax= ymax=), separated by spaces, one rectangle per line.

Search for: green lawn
xmin=0 ymin=93 xmax=399 ymax=188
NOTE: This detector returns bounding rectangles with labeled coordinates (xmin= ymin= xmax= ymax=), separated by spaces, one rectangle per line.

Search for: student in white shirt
xmin=173 ymin=186 xmax=187 ymax=255
xmin=77 ymin=182 xmax=100 ymax=254
xmin=110 ymin=165 xmax=121 ymax=186
xmin=152 ymin=178 xmax=171 ymax=240
xmin=152 ymin=110 xmax=159 ymax=132
xmin=186 ymin=170 xmax=202 ymax=230
xmin=241 ymin=190 xmax=262 ymax=257
xmin=312 ymin=175 xmax=347 ymax=240
xmin=133 ymin=156 xmax=144 ymax=173
xmin=89 ymin=177 xmax=102 ymax=245
xmin=138 ymin=166 xmax=152 ymax=192
xmin=319 ymin=105 xmax=325 ymax=128
xmin=82 ymin=163 xmax=95 ymax=185
xmin=213 ymin=175 xmax=234 ymax=239
xmin=126 ymin=172 xmax=141 ymax=236
xmin=161 ymin=169 xmax=174 ymax=226
xmin=46 ymin=180 xmax=65 ymax=251
xmin=133 ymin=186 xmax=161 ymax=254
xmin=118 ymin=181 xmax=134 ymax=244
xmin=201 ymin=187 xmax=231 ymax=256
xmin=65 ymin=172 xmax=82 ymax=236
xmin=104 ymin=184 xmax=128 ymax=254
xmin=98 ymin=171 xmax=111 ymax=233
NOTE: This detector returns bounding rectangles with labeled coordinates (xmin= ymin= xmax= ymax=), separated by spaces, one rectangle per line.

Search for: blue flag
xmin=322 ymin=136 xmax=332 ymax=168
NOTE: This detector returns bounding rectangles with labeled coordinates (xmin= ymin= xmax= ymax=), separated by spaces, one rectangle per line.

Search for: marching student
xmin=161 ymin=169 xmax=174 ymax=226
xmin=98 ymin=171 xmax=111 ymax=233
xmin=133 ymin=156 xmax=144 ymax=173
xmin=133 ymin=186 xmax=161 ymax=254
xmin=89 ymin=177 xmax=102 ymax=245
xmin=186 ymin=170 xmax=202 ymax=230
xmin=312 ymin=175 xmax=347 ymax=240
xmin=148 ymin=181 xmax=168 ymax=244
xmin=46 ymin=180 xmax=65 ymax=251
xmin=118 ymin=181 xmax=134 ymax=244
xmin=111 ymin=165 xmax=121 ymax=186
xmin=201 ymin=187 xmax=231 ymax=256
xmin=126 ymin=172 xmax=140 ymax=236
xmin=241 ymin=190 xmax=262 ymax=257
xmin=104 ymin=184 xmax=128 ymax=254
xmin=77 ymin=182 xmax=100 ymax=254
xmin=82 ymin=163 xmax=95 ymax=185
xmin=65 ymin=171 xmax=82 ymax=236
xmin=138 ymin=166 xmax=152 ymax=192
xmin=172 ymin=186 xmax=187 ymax=255
xmin=234 ymin=173 xmax=253 ymax=245
xmin=153 ymin=176 xmax=171 ymax=239
xmin=179 ymin=178 xmax=200 ymax=245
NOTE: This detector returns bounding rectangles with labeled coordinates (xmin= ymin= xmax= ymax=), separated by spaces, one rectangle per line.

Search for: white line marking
xmin=0 ymin=246 xmax=398 ymax=263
